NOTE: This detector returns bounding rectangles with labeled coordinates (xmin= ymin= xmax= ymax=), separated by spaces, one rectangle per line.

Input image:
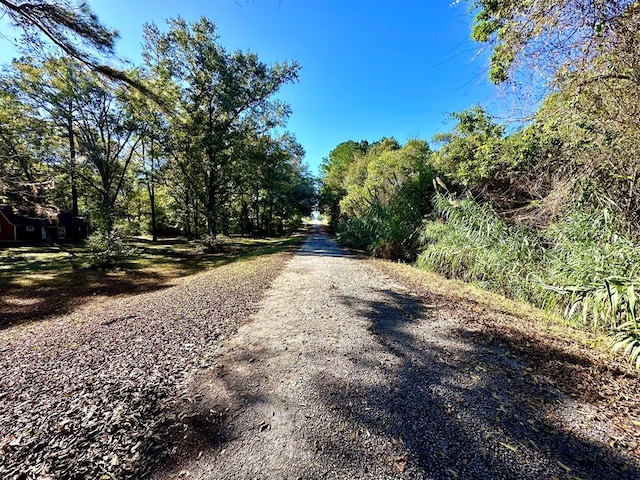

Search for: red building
xmin=0 ymin=206 xmax=16 ymax=241
xmin=0 ymin=205 xmax=88 ymax=243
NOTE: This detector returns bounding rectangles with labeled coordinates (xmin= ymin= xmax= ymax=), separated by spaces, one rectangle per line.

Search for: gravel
xmin=0 ymin=252 xmax=292 ymax=479
xmin=160 ymin=226 xmax=639 ymax=479
xmin=2 ymin=227 xmax=638 ymax=479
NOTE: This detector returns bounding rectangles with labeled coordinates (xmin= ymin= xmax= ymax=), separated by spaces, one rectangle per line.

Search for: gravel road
xmin=159 ymin=225 xmax=639 ymax=480
xmin=0 ymin=251 xmax=293 ymax=479
xmin=1 ymin=227 xmax=638 ymax=479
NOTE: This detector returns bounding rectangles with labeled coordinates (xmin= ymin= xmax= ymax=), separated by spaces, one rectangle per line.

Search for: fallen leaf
xmin=499 ymin=442 xmax=518 ymax=453
xmin=392 ymin=454 xmax=409 ymax=473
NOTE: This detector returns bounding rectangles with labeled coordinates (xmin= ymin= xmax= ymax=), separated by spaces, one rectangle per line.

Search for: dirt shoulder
xmin=156 ymin=227 xmax=639 ymax=479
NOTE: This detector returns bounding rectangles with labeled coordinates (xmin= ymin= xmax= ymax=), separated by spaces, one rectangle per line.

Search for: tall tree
xmin=71 ymin=73 xmax=144 ymax=231
xmin=143 ymin=17 xmax=300 ymax=238
xmin=321 ymin=137 xmax=434 ymax=259
xmin=0 ymin=81 xmax=54 ymax=204
xmin=319 ymin=140 xmax=369 ymax=223
xmin=6 ymin=56 xmax=90 ymax=215
xmin=468 ymin=0 xmax=639 ymax=85
xmin=117 ymin=70 xmax=180 ymax=240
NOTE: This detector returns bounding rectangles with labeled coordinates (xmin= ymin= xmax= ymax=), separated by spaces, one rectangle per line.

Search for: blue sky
xmin=1 ymin=0 xmax=497 ymax=175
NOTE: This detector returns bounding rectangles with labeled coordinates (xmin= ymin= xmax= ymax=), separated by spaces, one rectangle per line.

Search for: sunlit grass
xmin=0 ymin=234 xmax=305 ymax=289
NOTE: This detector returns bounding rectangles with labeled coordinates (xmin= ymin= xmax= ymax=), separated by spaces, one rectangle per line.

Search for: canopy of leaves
xmin=320 ymin=137 xmax=434 ymax=259
xmin=468 ymin=0 xmax=638 ymax=84
xmin=142 ymin=17 xmax=301 ymax=237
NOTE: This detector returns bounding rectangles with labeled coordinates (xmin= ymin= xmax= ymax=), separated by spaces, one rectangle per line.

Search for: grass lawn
xmin=0 ymin=232 xmax=306 ymax=328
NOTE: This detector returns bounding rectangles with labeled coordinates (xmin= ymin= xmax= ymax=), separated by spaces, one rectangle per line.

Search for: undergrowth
xmin=338 ymin=202 xmax=420 ymax=260
xmin=418 ymin=194 xmax=640 ymax=367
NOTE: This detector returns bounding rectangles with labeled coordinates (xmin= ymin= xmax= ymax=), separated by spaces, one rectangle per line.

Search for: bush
xmin=338 ymin=203 xmax=419 ymax=260
xmin=197 ymin=236 xmax=225 ymax=254
xmin=86 ymin=228 xmax=136 ymax=269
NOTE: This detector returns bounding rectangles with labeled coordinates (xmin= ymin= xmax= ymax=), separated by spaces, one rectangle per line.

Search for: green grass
xmin=0 ymin=234 xmax=305 ymax=289
xmin=0 ymin=233 xmax=307 ymax=329
xmin=0 ymin=244 xmax=86 ymax=288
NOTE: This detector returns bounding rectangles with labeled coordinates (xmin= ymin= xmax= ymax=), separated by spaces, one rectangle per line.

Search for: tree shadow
xmin=313 ymin=289 xmax=640 ymax=479
xmin=0 ymin=262 xmax=222 ymax=329
xmin=0 ymin=237 xmax=304 ymax=330
xmin=146 ymin=341 xmax=274 ymax=479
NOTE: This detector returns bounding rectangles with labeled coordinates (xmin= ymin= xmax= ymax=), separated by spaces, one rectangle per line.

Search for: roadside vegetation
xmin=1 ymin=10 xmax=315 ymax=267
xmin=319 ymin=1 xmax=640 ymax=367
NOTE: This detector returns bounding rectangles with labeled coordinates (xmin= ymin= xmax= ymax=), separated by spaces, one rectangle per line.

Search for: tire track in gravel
xmin=161 ymin=225 xmax=640 ymax=480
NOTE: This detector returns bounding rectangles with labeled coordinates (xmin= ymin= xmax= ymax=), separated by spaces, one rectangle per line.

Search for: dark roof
xmin=0 ymin=205 xmax=44 ymax=227
xmin=0 ymin=204 xmax=86 ymax=227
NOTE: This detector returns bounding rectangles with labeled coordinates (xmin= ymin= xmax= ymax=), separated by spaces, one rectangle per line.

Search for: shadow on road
xmin=314 ymin=288 xmax=640 ymax=479
xmin=297 ymin=226 xmax=357 ymax=258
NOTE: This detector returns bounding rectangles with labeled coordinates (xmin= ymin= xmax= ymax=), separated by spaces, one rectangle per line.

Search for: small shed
xmin=0 ymin=204 xmax=88 ymax=243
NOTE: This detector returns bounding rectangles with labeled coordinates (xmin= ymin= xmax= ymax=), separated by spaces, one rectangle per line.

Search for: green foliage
xmin=338 ymin=202 xmax=418 ymax=260
xmin=467 ymin=0 xmax=637 ymax=85
xmin=328 ymin=138 xmax=434 ymax=260
xmin=197 ymin=235 xmax=225 ymax=254
xmin=319 ymin=140 xmax=369 ymax=223
xmin=86 ymin=228 xmax=136 ymax=269
xmin=418 ymin=196 xmax=640 ymax=366
xmin=544 ymin=276 xmax=640 ymax=368
xmin=431 ymin=106 xmax=505 ymax=187
xmin=418 ymin=194 xmax=543 ymax=300
xmin=539 ymin=210 xmax=640 ymax=365
xmin=543 ymin=210 xmax=640 ymax=291
xmin=143 ymin=17 xmax=301 ymax=238
xmin=0 ymin=0 xmax=118 ymax=62
xmin=0 ymin=83 xmax=56 ymax=204
xmin=613 ymin=324 xmax=640 ymax=369
xmin=0 ymin=15 xmax=309 ymax=244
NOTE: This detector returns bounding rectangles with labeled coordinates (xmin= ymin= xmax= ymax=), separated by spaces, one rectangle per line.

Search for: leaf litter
xmin=0 ymin=252 xmax=293 ymax=479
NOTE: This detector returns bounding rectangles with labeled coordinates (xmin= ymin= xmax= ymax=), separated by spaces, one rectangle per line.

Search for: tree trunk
xmin=206 ymin=167 xmax=217 ymax=238
xmin=183 ymin=189 xmax=192 ymax=239
xmin=148 ymin=183 xmax=157 ymax=242
xmin=66 ymin=103 xmax=79 ymax=217
xmin=241 ymin=200 xmax=248 ymax=237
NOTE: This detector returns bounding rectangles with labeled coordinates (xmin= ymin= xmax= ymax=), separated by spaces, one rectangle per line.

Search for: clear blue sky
xmin=1 ymin=0 xmax=497 ymax=175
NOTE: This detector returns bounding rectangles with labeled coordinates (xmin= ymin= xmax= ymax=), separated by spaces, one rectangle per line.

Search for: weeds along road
xmin=159 ymin=225 xmax=639 ymax=480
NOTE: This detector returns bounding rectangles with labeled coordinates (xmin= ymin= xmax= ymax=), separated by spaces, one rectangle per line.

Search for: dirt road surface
xmin=159 ymin=226 xmax=639 ymax=479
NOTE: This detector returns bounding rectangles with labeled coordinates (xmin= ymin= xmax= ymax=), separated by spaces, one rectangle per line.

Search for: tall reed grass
xmin=418 ymin=194 xmax=640 ymax=367
xmin=338 ymin=202 xmax=420 ymax=260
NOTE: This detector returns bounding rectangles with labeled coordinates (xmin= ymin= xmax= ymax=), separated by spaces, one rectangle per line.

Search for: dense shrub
xmin=86 ymin=229 xmax=136 ymax=269
xmin=338 ymin=202 xmax=419 ymax=260
xmin=418 ymin=194 xmax=640 ymax=366
xmin=418 ymin=194 xmax=544 ymax=301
